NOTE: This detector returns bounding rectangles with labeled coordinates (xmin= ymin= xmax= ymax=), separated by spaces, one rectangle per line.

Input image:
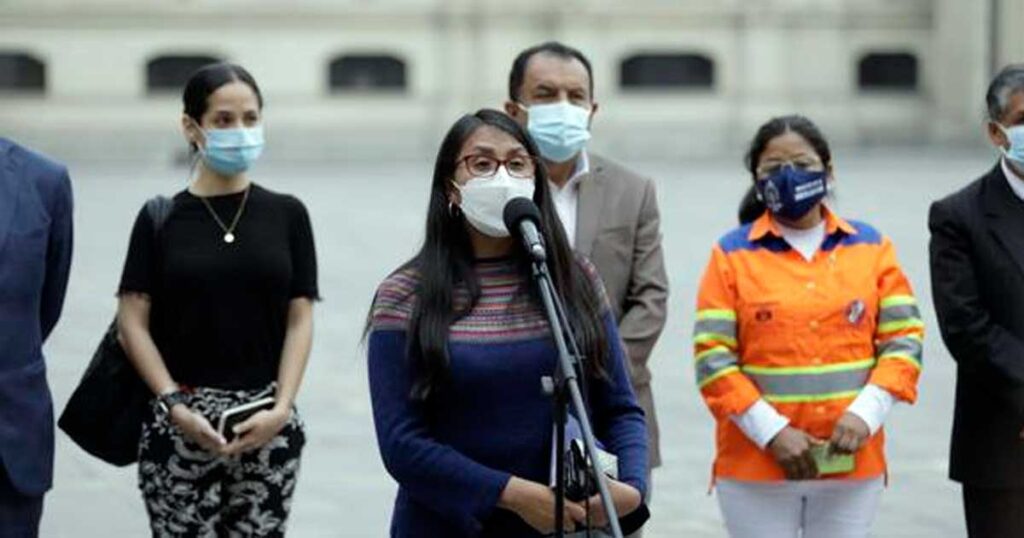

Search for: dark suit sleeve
xmin=929 ymin=199 xmax=1024 ymax=416
xmin=39 ymin=167 xmax=73 ymax=341
xmin=618 ymin=178 xmax=669 ymax=379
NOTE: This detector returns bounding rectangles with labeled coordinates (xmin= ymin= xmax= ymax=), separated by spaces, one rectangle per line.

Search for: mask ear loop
xmin=185 ymin=121 xmax=204 ymax=183
xmin=184 ymin=118 xmax=210 ymax=182
xmin=994 ymin=122 xmax=1017 ymax=157
xmin=447 ymin=181 xmax=462 ymax=218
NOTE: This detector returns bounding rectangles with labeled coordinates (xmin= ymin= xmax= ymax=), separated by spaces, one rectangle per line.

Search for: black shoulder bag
xmin=58 ymin=195 xmax=173 ymax=466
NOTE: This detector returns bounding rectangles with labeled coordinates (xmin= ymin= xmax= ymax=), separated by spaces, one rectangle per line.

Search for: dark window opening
xmin=0 ymin=53 xmax=45 ymax=92
xmin=329 ymin=55 xmax=407 ymax=92
xmin=620 ymin=53 xmax=714 ymax=89
xmin=858 ymin=53 xmax=918 ymax=91
xmin=147 ymin=55 xmax=223 ymax=93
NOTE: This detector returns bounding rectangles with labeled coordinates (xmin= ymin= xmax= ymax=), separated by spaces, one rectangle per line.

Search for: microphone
xmin=503 ymin=197 xmax=546 ymax=262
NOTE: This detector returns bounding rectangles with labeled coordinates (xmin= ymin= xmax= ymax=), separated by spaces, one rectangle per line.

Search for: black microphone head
xmin=503 ymin=197 xmax=543 ymax=233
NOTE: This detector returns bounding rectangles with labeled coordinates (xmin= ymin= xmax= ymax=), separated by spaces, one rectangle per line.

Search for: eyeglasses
xmin=756 ymin=159 xmax=824 ymax=178
xmin=457 ymin=154 xmax=537 ymax=179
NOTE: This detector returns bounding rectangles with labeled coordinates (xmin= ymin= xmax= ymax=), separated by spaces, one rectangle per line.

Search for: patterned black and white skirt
xmin=137 ymin=384 xmax=305 ymax=538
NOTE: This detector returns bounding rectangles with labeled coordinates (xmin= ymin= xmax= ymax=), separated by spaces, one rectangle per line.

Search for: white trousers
xmin=716 ymin=478 xmax=884 ymax=538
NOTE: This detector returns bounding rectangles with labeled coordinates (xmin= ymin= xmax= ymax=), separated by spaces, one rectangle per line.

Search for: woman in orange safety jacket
xmin=694 ymin=115 xmax=923 ymax=538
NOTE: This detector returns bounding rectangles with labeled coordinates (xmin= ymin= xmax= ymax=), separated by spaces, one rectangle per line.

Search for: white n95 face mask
xmin=457 ymin=168 xmax=536 ymax=238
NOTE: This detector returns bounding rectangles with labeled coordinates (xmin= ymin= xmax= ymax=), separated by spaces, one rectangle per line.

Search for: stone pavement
xmin=38 ymin=147 xmax=985 ymax=537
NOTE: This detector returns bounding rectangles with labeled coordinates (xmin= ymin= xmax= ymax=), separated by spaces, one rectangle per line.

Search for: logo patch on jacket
xmin=755 ymin=308 xmax=773 ymax=322
xmin=846 ymin=299 xmax=866 ymax=325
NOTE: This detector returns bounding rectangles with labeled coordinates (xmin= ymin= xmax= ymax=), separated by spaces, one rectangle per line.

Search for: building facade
xmin=1 ymin=0 xmax=1021 ymax=161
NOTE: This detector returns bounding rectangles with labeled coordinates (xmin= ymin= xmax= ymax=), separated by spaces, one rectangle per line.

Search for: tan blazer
xmin=574 ymin=153 xmax=669 ymax=468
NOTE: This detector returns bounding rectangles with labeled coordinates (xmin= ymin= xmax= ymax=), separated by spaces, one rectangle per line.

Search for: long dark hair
xmin=392 ymin=109 xmax=609 ymax=401
xmin=738 ymin=114 xmax=833 ymax=224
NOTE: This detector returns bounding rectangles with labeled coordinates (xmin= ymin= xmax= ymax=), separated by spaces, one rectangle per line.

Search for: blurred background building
xmin=1 ymin=0 xmax=1022 ymax=162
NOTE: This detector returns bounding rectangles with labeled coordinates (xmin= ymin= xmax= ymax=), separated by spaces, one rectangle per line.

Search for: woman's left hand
xmin=223 ymin=407 xmax=291 ymax=456
xmin=581 ymin=479 xmax=643 ymax=528
xmin=830 ymin=412 xmax=871 ymax=455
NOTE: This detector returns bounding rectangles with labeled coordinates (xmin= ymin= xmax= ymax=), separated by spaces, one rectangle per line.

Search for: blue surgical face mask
xmin=198 ymin=125 xmax=265 ymax=176
xmin=756 ymin=165 xmax=829 ymax=221
xmin=996 ymin=123 xmax=1024 ymax=167
xmin=520 ymin=101 xmax=592 ymax=163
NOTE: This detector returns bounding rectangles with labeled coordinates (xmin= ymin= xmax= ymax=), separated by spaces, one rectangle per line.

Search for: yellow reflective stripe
xmin=741 ymin=358 xmax=875 ymax=376
xmin=695 ymin=346 xmax=733 ymax=363
xmin=880 ymin=295 xmax=917 ymax=308
xmin=698 ymin=365 xmax=740 ymax=388
xmin=694 ymin=332 xmax=737 ymax=348
xmin=879 ymin=353 xmax=923 ymax=370
xmin=764 ymin=390 xmax=861 ymax=404
xmin=877 ymin=318 xmax=925 ymax=334
xmin=697 ymin=309 xmax=736 ymax=321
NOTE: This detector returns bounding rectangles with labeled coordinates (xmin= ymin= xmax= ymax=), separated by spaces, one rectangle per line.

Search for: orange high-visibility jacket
xmin=694 ymin=209 xmax=923 ymax=481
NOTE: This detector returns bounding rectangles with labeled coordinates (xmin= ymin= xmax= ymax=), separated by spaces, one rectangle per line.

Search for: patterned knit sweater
xmin=368 ymin=256 xmax=648 ymax=537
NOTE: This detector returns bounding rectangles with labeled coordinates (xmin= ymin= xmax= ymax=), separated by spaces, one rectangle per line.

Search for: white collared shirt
xmin=776 ymin=219 xmax=826 ymax=262
xmin=1002 ymin=158 xmax=1024 ymax=202
xmin=548 ymin=151 xmax=590 ymax=248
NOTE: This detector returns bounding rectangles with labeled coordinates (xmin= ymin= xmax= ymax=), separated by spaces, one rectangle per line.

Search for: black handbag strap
xmin=143 ymin=195 xmax=173 ymax=305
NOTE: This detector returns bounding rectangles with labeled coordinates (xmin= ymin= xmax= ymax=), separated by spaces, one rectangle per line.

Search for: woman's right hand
xmin=768 ymin=426 xmax=820 ymax=480
xmin=169 ymin=405 xmax=227 ymax=454
xmin=498 ymin=476 xmax=586 ymax=534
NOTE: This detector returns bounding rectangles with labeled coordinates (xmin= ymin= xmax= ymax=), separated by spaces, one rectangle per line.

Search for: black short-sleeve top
xmin=118 ymin=184 xmax=318 ymax=390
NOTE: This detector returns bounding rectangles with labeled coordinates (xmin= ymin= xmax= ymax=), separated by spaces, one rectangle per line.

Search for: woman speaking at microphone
xmin=366 ymin=109 xmax=647 ymax=537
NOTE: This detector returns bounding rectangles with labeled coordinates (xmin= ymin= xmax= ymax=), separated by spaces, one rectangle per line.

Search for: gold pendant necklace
xmin=198 ymin=186 xmax=251 ymax=244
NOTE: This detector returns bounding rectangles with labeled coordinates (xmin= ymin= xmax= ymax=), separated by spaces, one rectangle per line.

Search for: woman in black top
xmin=117 ymin=63 xmax=318 ymax=537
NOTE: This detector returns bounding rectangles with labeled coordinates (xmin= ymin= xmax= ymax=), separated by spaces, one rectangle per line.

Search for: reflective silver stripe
xmin=876 ymin=336 xmax=925 ymax=364
xmin=695 ymin=348 xmax=739 ymax=385
xmin=879 ymin=304 xmax=922 ymax=324
xmin=693 ymin=319 xmax=737 ymax=340
xmin=878 ymin=336 xmax=924 ymax=364
xmin=743 ymin=366 xmax=872 ymax=398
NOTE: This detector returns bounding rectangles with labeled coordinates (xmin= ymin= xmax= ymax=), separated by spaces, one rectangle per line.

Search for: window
xmin=858 ymin=53 xmax=918 ymax=91
xmin=0 ymin=52 xmax=45 ymax=92
xmin=328 ymin=55 xmax=407 ymax=92
xmin=147 ymin=55 xmax=222 ymax=93
xmin=620 ymin=53 xmax=714 ymax=90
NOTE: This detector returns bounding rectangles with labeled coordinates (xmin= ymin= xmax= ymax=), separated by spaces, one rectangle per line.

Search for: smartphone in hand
xmin=217 ymin=397 xmax=276 ymax=443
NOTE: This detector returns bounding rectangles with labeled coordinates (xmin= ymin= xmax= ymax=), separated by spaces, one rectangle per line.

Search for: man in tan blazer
xmin=505 ymin=42 xmax=669 ymax=506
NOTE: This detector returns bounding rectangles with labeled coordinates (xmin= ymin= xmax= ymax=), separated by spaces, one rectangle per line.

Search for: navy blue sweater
xmin=367 ymin=258 xmax=648 ymax=537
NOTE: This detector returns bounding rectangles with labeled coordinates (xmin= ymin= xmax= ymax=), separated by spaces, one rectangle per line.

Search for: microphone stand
xmin=532 ymin=255 xmax=623 ymax=538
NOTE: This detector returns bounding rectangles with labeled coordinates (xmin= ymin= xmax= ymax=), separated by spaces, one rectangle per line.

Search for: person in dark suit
xmin=0 ymin=138 xmax=74 ymax=537
xmin=929 ymin=64 xmax=1024 ymax=538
